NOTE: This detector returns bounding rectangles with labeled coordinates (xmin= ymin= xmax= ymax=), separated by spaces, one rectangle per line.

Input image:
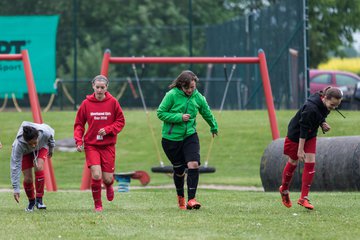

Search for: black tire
xmin=151 ymin=165 xmax=216 ymax=174
xmin=199 ymin=166 xmax=216 ymax=173
xmin=114 ymin=171 xmax=135 ymax=178
xmin=151 ymin=165 xmax=173 ymax=173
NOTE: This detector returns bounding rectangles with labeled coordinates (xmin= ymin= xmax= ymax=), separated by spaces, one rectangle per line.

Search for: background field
xmin=0 ymin=110 xmax=359 ymax=239
xmin=0 ymin=110 xmax=358 ymax=188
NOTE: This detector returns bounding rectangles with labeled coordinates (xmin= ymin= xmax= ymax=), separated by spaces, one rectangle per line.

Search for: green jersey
xmin=157 ymin=87 xmax=218 ymax=141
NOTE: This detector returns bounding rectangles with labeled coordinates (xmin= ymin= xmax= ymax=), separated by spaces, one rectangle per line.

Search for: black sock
xmin=187 ymin=168 xmax=199 ymax=200
xmin=29 ymin=199 xmax=35 ymax=207
xmin=36 ymin=197 xmax=42 ymax=204
xmin=173 ymin=173 xmax=185 ymax=197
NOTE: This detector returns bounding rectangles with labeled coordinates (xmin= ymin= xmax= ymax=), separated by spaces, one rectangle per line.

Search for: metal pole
xmin=22 ymin=50 xmax=42 ymax=124
xmin=303 ymin=0 xmax=309 ymax=100
xmin=258 ymin=49 xmax=280 ymax=140
xmin=188 ymin=0 xmax=193 ymax=70
xmin=73 ymin=0 xmax=78 ymax=110
xmin=188 ymin=0 xmax=193 ymax=57
xmin=100 ymin=49 xmax=111 ymax=76
xmin=108 ymin=56 xmax=260 ymax=64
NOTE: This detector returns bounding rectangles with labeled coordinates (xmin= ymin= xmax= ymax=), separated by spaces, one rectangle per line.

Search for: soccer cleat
xmin=187 ymin=198 xmax=201 ymax=210
xmin=25 ymin=200 xmax=36 ymax=212
xmin=106 ymin=185 xmax=114 ymax=202
xmin=297 ymin=198 xmax=314 ymax=210
xmin=35 ymin=198 xmax=47 ymax=210
xmin=177 ymin=196 xmax=186 ymax=210
xmin=279 ymin=186 xmax=292 ymax=208
xmin=94 ymin=206 xmax=103 ymax=212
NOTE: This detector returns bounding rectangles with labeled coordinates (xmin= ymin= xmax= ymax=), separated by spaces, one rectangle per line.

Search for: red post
xmin=258 ymin=49 xmax=280 ymax=140
xmin=21 ymin=50 xmax=58 ymax=191
xmin=80 ymin=163 xmax=92 ymax=190
xmin=100 ymin=49 xmax=111 ymax=76
xmin=22 ymin=50 xmax=43 ymax=123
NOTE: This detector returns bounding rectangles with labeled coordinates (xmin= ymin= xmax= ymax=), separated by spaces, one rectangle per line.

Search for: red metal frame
xmin=80 ymin=49 xmax=280 ymax=190
xmin=100 ymin=49 xmax=279 ymax=139
xmin=0 ymin=50 xmax=57 ymax=191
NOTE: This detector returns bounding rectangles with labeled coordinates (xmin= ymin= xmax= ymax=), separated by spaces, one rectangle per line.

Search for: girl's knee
xmin=187 ymin=161 xmax=199 ymax=169
xmin=23 ymin=176 xmax=33 ymax=184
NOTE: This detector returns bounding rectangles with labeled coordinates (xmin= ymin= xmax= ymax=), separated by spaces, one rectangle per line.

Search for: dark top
xmin=287 ymin=93 xmax=330 ymax=142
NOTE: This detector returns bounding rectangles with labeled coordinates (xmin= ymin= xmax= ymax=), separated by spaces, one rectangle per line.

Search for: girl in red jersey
xmin=74 ymin=75 xmax=125 ymax=212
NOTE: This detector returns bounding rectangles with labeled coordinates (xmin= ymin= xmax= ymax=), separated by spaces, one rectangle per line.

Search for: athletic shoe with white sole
xmin=25 ymin=200 xmax=36 ymax=212
xmin=35 ymin=198 xmax=47 ymax=210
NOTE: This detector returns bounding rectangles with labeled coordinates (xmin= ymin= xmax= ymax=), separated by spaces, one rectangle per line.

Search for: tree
xmin=0 ymin=0 xmax=244 ymax=78
xmin=308 ymin=0 xmax=360 ymax=67
xmin=1 ymin=0 xmax=360 ymax=75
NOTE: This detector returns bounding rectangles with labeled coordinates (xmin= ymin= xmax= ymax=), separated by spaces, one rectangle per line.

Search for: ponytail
xmin=320 ymin=86 xmax=343 ymax=100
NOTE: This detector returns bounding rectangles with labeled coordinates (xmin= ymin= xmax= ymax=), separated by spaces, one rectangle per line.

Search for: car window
xmin=311 ymin=74 xmax=331 ymax=84
xmin=336 ymin=74 xmax=359 ymax=86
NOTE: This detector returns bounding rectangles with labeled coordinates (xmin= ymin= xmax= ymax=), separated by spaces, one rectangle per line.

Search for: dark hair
xmin=23 ymin=126 xmax=39 ymax=142
xmin=320 ymin=86 xmax=343 ymax=100
xmin=168 ymin=70 xmax=199 ymax=89
xmin=92 ymin=75 xmax=109 ymax=86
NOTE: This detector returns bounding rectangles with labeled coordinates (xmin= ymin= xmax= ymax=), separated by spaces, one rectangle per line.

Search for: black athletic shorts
xmin=161 ymin=133 xmax=200 ymax=167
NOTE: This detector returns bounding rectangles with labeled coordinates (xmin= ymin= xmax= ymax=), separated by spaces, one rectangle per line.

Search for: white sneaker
xmin=25 ymin=201 xmax=35 ymax=212
xmin=35 ymin=199 xmax=47 ymax=210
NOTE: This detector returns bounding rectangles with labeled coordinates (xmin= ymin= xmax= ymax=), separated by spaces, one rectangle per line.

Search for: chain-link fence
xmin=0 ymin=0 xmax=307 ymax=111
xmin=205 ymin=0 xmax=306 ymax=110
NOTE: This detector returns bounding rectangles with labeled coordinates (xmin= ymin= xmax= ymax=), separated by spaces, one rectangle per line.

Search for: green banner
xmin=0 ymin=16 xmax=59 ymax=98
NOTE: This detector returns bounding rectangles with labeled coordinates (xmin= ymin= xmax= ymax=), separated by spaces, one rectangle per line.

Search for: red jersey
xmin=74 ymin=92 xmax=125 ymax=147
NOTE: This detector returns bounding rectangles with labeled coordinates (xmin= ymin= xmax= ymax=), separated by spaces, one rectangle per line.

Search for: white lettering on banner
xmin=90 ymin=112 xmax=112 ymax=116
xmin=91 ymin=112 xmax=111 ymax=120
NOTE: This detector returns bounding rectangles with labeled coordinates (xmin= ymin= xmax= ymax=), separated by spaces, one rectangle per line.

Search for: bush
xmin=318 ymin=58 xmax=360 ymax=75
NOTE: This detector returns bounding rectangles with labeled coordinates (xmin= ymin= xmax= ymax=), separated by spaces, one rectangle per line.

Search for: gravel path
xmin=0 ymin=184 xmax=264 ymax=192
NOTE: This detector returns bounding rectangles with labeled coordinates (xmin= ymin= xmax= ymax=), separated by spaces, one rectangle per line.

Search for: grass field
xmin=0 ymin=110 xmax=359 ymax=239
xmin=1 ymin=190 xmax=360 ymax=239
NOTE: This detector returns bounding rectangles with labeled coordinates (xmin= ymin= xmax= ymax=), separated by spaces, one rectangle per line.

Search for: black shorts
xmin=161 ymin=133 xmax=200 ymax=167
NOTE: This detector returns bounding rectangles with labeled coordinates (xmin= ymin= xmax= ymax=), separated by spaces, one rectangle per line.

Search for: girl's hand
xmin=297 ymin=149 xmax=306 ymax=162
xmin=321 ymin=122 xmax=331 ymax=132
xmin=76 ymin=145 xmax=83 ymax=152
xmin=14 ymin=192 xmax=20 ymax=203
xmin=182 ymin=114 xmax=190 ymax=122
xmin=98 ymin=128 xmax=107 ymax=136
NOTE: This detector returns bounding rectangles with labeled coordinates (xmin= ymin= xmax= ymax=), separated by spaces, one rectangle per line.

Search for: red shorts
xmin=283 ymin=136 xmax=316 ymax=160
xmin=84 ymin=145 xmax=116 ymax=173
xmin=22 ymin=148 xmax=48 ymax=170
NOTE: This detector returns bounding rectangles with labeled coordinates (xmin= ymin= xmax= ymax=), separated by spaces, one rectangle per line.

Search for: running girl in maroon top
xmin=74 ymin=75 xmax=125 ymax=212
xmin=279 ymin=86 xmax=342 ymax=210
